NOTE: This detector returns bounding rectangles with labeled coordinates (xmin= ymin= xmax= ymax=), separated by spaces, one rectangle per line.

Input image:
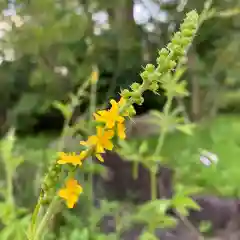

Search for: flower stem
xmin=151 ymin=96 xmax=173 ymax=200
xmin=88 ymin=76 xmax=97 ymax=233
xmin=133 ymin=162 xmax=139 ymax=180
xmin=32 ymin=197 xmax=60 ymax=240
xmin=150 ymin=171 xmax=157 ymax=200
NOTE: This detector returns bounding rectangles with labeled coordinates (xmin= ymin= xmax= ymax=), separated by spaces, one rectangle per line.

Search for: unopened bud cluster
xmin=121 ymin=10 xmax=199 ymax=106
xmin=40 ymin=163 xmax=61 ymax=204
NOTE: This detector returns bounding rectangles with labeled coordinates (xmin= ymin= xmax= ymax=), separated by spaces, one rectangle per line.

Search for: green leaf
xmin=173 ymin=196 xmax=201 ymax=216
xmin=149 ymin=110 xmax=164 ymax=120
xmin=199 ymin=221 xmax=212 ymax=233
xmin=52 ymin=101 xmax=72 ymax=120
xmin=139 ymin=141 xmax=148 ymax=155
xmin=176 ymin=124 xmax=196 ymax=135
xmin=174 ymin=184 xmax=202 ymax=196
xmin=160 ymin=215 xmax=177 ymax=228
xmin=140 ymin=232 xmax=158 ymax=240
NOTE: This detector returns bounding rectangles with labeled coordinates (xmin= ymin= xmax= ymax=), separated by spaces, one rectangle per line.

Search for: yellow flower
xmin=94 ymin=99 xmax=124 ymax=129
xmin=58 ymin=178 xmax=83 ymax=208
xmin=80 ymin=127 xmax=114 ymax=162
xmin=57 ymin=151 xmax=87 ymax=166
xmin=117 ymin=122 xmax=126 ymax=139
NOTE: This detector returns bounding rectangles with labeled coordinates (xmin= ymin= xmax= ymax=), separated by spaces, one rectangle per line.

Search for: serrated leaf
xmin=173 ymin=196 xmax=201 ymax=216
xmin=160 ymin=215 xmax=177 ymax=228
xmin=176 ymin=124 xmax=196 ymax=135
xmin=175 ymin=184 xmax=202 ymax=196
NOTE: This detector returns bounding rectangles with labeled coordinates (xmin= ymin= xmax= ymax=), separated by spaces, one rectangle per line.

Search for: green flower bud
xmin=127 ymin=105 xmax=136 ymax=117
xmin=182 ymin=29 xmax=195 ymax=37
xmin=158 ymin=48 xmax=169 ymax=57
xmin=169 ymin=60 xmax=177 ymax=69
xmin=156 ymin=55 xmax=167 ymax=65
xmin=130 ymin=91 xmax=141 ymax=99
xmin=181 ymin=22 xmax=197 ymax=31
xmin=134 ymin=96 xmax=144 ymax=105
xmin=149 ymin=81 xmax=159 ymax=93
xmin=180 ymin=37 xmax=192 ymax=47
xmin=121 ymin=89 xmax=131 ymax=98
xmin=172 ymin=34 xmax=182 ymax=45
xmin=140 ymin=71 xmax=149 ymax=81
xmin=131 ymin=82 xmax=141 ymax=91
xmin=145 ymin=64 xmax=155 ymax=72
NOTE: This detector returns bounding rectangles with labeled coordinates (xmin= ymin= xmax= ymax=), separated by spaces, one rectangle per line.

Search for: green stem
xmin=32 ymin=197 xmax=60 ymax=240
xmin=150 ymin=171 xmax=157 ymax=200
xmin=151 ymin=96 xmax=173 ymax=200
xmin=115 ymin=213 xmax=122 ymax=240
xmin=133 ymin=162 xmax=139 ymax=180
xmin=88 ymin=79 xmax=97 ymax=234
xmin=6 ymin=168 xmax=14 ymax=206
xmin=154 ymin=96 xmax=173 ymax=156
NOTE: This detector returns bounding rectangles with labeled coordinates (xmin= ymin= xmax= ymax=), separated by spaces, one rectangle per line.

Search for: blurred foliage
xmin=0 ymin=0 xmax=239 ymax=132
xmin=0 ymin=0 xmax=240 ymax=239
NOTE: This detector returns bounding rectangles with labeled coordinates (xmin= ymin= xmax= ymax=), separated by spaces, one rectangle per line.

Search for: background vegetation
xmin=1 ymin=0 xmax=240 ymax=239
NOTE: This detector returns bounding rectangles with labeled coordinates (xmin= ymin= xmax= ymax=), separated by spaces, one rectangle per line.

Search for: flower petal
xmin=102 ymin=139 xmax=114 ymax=150
xmin=66 ymin=194 xmax=78 ymax=208
xmin=110 ymin=99 xmax=118 ymax=112
xmin=95 ymin=143 xmax=105 ymax=153
xmin=117 ymin=123 xmax=126 ymax=139
xmin=200 ymin=156 xmax=211 ymax=166
xmin=66 ymin=179 xmax=79 ymax=189
xmin=96 ymin=126 xmax=104 ymax=136
xmin=104 ymin=129 xmax=114 ymax=139
xmin=58 ymin=189 xmax=69 ymax=199
xmin=96 ymin=153 xmax=104 ymax=162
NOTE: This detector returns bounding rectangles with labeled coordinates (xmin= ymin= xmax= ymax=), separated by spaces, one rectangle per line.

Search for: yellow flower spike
xmin=57 ymin=151 xmax=87 ymax=166
xmin=58 ymin=178 xmax=83 ymax=208
xmin=94 ymin=99 xmax=124 ymax=129
xmin=80 ymin=127 xmax=114 ymax=162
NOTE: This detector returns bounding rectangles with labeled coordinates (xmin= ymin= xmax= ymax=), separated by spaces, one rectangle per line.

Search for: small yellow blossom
xmin=90 ymin=67 xmax=99 ymax=84
xmin=94 ymin=99 xmax=124 ymax=129
xmin=80 ymin=127 xmax=114 ymax=162
xmin=58 ymin=178 xmax=82 ymax=208
xmin=57 ymin=151 xmax=87 ymax=166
